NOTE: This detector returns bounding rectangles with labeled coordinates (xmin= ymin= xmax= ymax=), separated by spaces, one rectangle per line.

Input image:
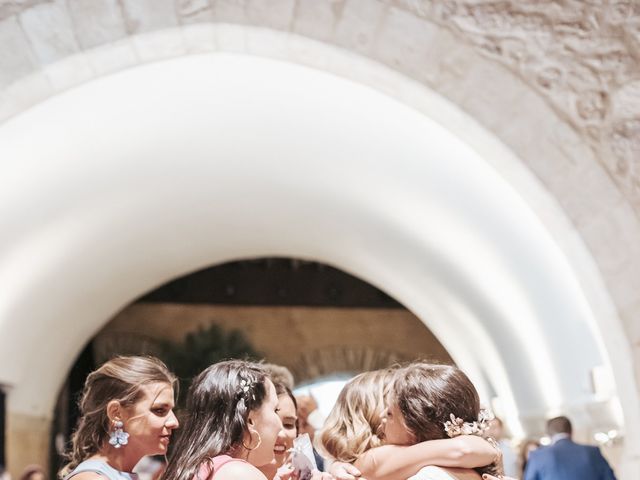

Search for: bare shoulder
xmin=214 ymin=461 xmax=267 ymax=480
xmin=65 ymin=473 xmax=107 ymax=480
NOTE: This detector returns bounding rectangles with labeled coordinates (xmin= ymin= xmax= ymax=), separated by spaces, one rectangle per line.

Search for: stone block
xmin=44 ymin=52 xmax=95 ymax=91
xmin=292 ymin=0 xmax=340 ymax=43
xmin=334 ymin=0 xmax=386 ymax=56
xmin=0 ymin=15 xmax=38 ymax=89
xmin=120 ymin=0 xmax=178 ymax=34
xmin=578 ymin=201 xmax=640 ymax=314
xmin=245 ymin=25 xmax=288 ymax=59
xmin=177 ymin=0 xmax=214 ymax=25
xmin=211 ymin=0 xmax=246 ymax=24
xmin=19 ymin=0 xmax=80 ymax=65
xmin=182 ymin=22 xmax=218 ymax=54
xmin=246 ymin=0 xmax=295 ymax=31
xmin=86 ymin=37 xmax=138 ymax=76
xmin=68 ymin=0 xmax=127 ymax=50
xmin=373 ymin=6 xmax=440 ymax=84
xmin=6 ymin=411 xmax=51 ymax=478
xmin=130 ymin=27 xmax=186 ymax=63
xmin=215 ymin=22 xmax=246 ymax=53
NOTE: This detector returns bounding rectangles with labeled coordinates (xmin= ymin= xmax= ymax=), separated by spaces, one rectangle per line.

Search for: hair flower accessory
xmin=238 ymin=377 xmax=256 ymax=401
xmin=443 ymin=409 xmax=494 ymax=438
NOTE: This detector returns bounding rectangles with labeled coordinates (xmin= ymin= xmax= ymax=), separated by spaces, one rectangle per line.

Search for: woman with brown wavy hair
xmin=60 ymin=356 xmax=179 ymax=480
xmin=379 ymin=363 xmax=502 ymax=480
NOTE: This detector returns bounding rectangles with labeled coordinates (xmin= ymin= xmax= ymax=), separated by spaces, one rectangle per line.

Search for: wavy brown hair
xmin=392 ymin=363 xmax=502 ymax=477
xmin=319 ymin=368 xmax=396 ymax=462
xmin=60 ymin=356 xmax=177 ymax=478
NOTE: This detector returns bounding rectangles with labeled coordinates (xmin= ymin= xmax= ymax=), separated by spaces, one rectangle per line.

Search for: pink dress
xmin=196 ymin=455 xmax=248 ymax=480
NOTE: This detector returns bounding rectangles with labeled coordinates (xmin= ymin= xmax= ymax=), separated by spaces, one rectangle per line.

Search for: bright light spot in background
xmin=294 ymin=375 xmax=352 ymax=421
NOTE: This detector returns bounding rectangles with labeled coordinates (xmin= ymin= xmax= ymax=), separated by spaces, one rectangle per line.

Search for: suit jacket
xmin=523 ymin=438 xmax=616 ymax=480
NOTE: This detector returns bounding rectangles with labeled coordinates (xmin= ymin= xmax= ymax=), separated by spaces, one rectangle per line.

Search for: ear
xmin=106 ymin=400 xmax=122 ymax=423
xmin=246 ymin=412 xmax=256 ymax=427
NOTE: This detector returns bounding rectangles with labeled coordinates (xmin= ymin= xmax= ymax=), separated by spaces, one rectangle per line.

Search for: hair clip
xmin=238 ymin=378 xmax=256 ymax=401
xmin=443 ymin=409 xmax=494 ymax=438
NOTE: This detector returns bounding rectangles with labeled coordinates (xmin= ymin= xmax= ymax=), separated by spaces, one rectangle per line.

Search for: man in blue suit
xmin=524 ymin=416 xmax=616 ymax=480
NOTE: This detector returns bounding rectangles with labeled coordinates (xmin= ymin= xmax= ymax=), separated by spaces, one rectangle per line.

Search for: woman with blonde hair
xmin=60 ymin=356 xmax=179 ymax=480
xmin=320 ymin=366 xmax=499 ymax=480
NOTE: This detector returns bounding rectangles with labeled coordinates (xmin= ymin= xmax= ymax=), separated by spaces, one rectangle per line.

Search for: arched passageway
xmin=0 ymin=47 xmax=636 ymax=477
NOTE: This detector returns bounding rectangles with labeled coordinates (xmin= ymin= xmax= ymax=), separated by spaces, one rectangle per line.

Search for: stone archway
xmin=0 ymin=2 xmax=638 ymax=478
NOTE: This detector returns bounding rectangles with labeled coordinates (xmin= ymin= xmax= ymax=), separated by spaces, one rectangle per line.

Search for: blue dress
xmin=64 ymin=460 xmax=139 ymax=480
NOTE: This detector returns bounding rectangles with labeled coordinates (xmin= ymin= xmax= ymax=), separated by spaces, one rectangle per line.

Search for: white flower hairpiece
xmin=238 ymin=378 xmax=256 ymax=401
xmin=443 ymin=409 xmax=494 ymax=438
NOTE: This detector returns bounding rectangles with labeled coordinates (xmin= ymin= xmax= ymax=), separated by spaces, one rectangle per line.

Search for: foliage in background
xmin=160 ymin=323 xmax=261 ymax=407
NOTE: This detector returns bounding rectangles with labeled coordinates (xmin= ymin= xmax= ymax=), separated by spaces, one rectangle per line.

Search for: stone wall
xmin=98 ymin=303 xmax=454 ymax=383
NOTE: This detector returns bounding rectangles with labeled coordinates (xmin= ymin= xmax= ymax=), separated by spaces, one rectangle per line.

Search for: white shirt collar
xmin=551 ymin=432 xmax=571 ymax=444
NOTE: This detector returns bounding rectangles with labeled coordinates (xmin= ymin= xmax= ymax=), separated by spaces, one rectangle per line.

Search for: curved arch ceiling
xmin=0 ymin=52 xmax=617 ymax=436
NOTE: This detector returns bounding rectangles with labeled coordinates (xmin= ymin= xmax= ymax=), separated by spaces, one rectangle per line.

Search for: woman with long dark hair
xmin=163 ymin=360 xmax=284 ymax=480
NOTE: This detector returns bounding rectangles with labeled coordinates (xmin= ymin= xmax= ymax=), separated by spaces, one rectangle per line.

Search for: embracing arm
xmin=354 ymin=436 xmax=498 ymax=480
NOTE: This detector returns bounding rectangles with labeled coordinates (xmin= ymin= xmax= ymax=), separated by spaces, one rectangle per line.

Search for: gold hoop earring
xmin=242 ymin=429 xmax=262 ymax=451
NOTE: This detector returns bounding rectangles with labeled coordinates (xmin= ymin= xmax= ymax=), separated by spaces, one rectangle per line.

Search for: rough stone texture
xmin=386 ymin=0 xmax=640 ymax=212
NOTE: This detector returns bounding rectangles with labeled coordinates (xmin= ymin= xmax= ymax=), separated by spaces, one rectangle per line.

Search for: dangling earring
xmin=242 ymin=429 xmax=262 ymax=450
xmin=109 ymin=420 xmax=129 ymax=448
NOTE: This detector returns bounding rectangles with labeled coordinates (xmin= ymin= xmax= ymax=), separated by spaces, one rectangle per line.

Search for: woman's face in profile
xmin=273 ymin=394 xmax=298 ymax=466
xmin=381 ymin=400 xmax=415 ymax=446
xmin=121 ymin=382 xmax=179 ymax=456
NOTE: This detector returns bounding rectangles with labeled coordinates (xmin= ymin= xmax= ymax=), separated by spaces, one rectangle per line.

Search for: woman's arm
xmin=354 ymin=436 xmax=498 ymax=480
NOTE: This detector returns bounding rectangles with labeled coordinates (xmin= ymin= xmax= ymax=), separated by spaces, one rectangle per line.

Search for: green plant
xmin=160 ymin=323 xmax=261 ymax=407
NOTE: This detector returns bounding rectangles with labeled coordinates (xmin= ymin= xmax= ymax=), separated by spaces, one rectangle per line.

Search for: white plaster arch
xmin=0 ymin=23 xmax=637 ymax=478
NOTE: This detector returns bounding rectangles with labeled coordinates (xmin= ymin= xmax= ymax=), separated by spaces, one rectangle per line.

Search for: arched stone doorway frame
xmin=0 ymin=6 xmax=637 ymax=477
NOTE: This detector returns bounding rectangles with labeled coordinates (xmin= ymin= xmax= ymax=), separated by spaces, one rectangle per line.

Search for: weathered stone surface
xmin=67 ymin=0 xmax=127 ymax=50
xmin=0 ymin=15 xmax=38 ymax=88
xmin=85 ymin=36 xmax=137 ymax=75
xmin=384 ymin=0 xmax=640 ymax=211
xmin=245 ymin=0 xmax=295 ymax=30
xmin=292 ymin=0 xmax=342 ymax=42
xmin=333 ymin=0 xmax=386 ymax=55
xmin=120 ymin=0 xmax=178 ymax=34
xmin=374 ymin=6 xmax=441 ymax=83
xmin=19 ymin=0 xmax=79 ymax=65
xmin=0 ymin=0 xmax=49 ymax=22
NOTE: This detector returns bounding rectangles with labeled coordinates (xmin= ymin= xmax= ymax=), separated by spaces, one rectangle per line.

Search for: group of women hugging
xmin=61 ymin=356 xmax=511 ymax=480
